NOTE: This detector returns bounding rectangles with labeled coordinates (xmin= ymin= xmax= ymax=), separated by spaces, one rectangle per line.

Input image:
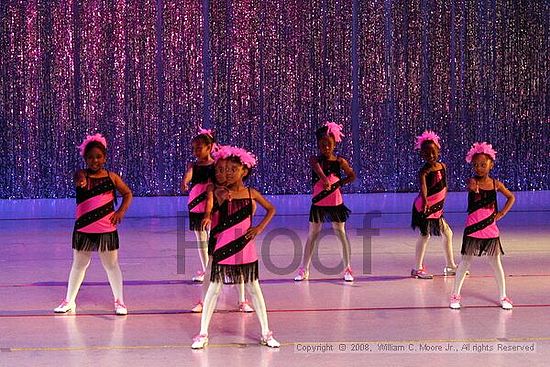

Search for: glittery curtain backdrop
xmin=209 ymin=0 xmax=353 ymax=193
xmin=0 ymin=0 xmax=547 ymax=198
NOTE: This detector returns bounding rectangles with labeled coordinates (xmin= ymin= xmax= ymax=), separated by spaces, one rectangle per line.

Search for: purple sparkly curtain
xmin=0 ymin=0 xmax=548 ymax=198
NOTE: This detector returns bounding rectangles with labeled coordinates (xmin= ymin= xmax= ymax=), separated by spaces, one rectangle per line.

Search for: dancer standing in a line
xmin=181 ymin=129 xmax=216 ymax=282
xmin=54 ymin=133 xmax=133 ymax=315
xmin=450 ymin=142 xmax=515 ymax=310
xmin=190 ymin=150 xmax=253 ymax=313
xmin=410 ymin=130 xmax=458 ymax=279
xmin=295 ymin=122 xmax=356 ymax=282
xmin=192 ymin=146 xmax=279 ymax=349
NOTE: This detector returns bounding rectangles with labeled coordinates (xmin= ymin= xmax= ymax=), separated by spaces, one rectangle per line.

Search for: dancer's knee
xmin=72 ymin=252 xmax=92 ymax=270
xmin=72 ymin=260 xmax=90 ymax=271
xmin=420 ymin=233 xmax=431 ymax=241
xmin=99 ymin=252 xmax=119 ymax=269
xmin=209 ymin=282 xmax=222 ymax=296
xmin=308 ymin=229 xmax=321 ymax=240
xmin=488 ymin=254 xmax=502 ymax=268
xmin=245 ymin=281 xmax=261 ymax=296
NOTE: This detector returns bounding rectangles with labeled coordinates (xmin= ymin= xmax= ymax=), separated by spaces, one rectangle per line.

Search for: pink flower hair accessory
xmin=465 ymin=142 xmax=497 ymax=163
xmin=324 ymin=122 xmax=345 ymax=143
xmin=214 ymin=145 xmax=257 ymax=168
xmin=78 ymin=133 xmax=107 ymax=156
xmin=414 ymin=130 xmax=441 ymax=150
xmin=211 ymin=144 xmax=228 ymax=160
xmin=198 ymin=127 xmax=214 ymax=139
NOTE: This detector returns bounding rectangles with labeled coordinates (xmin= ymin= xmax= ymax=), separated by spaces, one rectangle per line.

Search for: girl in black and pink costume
xmin=191 ymin=146 xmax=279 ymax=349
xmin=181 ymin=129 xmax=216 ymax=282
xmin=295 ymin=122 xmax=357 ymax=282
xmin=410 ymin=131 xmax=458 ymax=279
xmin=190 ymin=145 xmax=253 ymax=314
xmin=450 ymin=142 xmax=515 ymax=310
xmin=54 ymin=134 xmax=133 ymax=315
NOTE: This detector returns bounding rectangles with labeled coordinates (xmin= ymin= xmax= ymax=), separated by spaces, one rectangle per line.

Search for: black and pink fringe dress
xmin=72 ymin=171 xmax=119 ymax=252
xmin=411 ymin=167 xmax=448 ymax=236
xmin=210 ymin=189 xmax=259 ymax=284
xmin=309 ymin=156 xmax=351 ymax=223
xmin=461 ymin=179 xmax=504 ymax=256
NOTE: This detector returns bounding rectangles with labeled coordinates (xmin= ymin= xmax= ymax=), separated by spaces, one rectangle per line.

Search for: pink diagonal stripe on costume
xmin=465 ymin=207 xmax=500 ymax=238
xmin=427 ymin=187 xmax=447 ymax=204
xmin=425 ymin=187 xmax=446 ymax=219
xmin=426 ymin=208 xmax=443 ymax=219
xmin=312 ymin=174 xmax=343 ymax=206
xmin=414 ymin=187 xmax=447 ymax=213
xmin=189 ymin=183 xmax=210 ymax=213
xmin=76 ymin=192 xmax=115 ymax=218
xmin=468 ymin=222 xmax=500 ymax=238
xmin=77 ymin=212 xmax=117 ymax=233
xmin=215 ymin=218 xmax=258 ymax=265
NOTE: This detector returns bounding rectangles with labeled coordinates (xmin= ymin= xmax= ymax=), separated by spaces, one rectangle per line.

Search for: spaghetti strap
xmin=493 ymin=179 xmax=498 ymax=211
xmin=106 ymin=169 xmax=118 ymax=206
xmin=248 ymin=187 xmax=253 ymax=221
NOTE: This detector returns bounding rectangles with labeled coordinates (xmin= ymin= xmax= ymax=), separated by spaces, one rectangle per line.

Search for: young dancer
xmin=190 ymin=153 xmax=253 ymax=313
xmin=450 ymin=142 xmax=515 ymax=310
xmin=410 ymin=130 xmax=458 ymax=279
xmin=54 ymin=133 xmax=133 ymax=315
xmin=295 ymin=122 xmax=356 ymax=282
xmin=181 ymin=129 xmax=216 ymax=282
xmin=192 ymin=146 xmax=279 ymax=349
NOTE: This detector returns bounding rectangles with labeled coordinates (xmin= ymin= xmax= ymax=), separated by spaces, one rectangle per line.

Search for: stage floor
xmin=1 ymin=192 xmax=549 ymax=366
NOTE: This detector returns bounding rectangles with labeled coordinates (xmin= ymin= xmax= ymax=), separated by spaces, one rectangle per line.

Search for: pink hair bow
xmin=198 ymin=127 xmax=214 ymax=139
xmin=325 ymin=122 xmax=345 ymax=143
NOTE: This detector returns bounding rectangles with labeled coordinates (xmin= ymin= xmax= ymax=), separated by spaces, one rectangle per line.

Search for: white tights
xmin=194 ymin=230 xmax=209 ymax=273
xmin=200 ymin=280 xmax=270 ymax=336
xmin=414 ymin=219 xmax=456 ymax=269
xmin=301 ymin=222 xmax=352 ymax=271
xmin=200 ymin=257 xmax=246 ymax=303
xmin=452 ymin=254 xmax=507 ymax=299
xmin=64 ymin=249 xmax=124 ymax=303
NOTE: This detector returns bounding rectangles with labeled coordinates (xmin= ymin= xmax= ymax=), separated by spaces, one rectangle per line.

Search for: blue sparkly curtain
xmin=0 ymin=0 xmax=548 ymax=198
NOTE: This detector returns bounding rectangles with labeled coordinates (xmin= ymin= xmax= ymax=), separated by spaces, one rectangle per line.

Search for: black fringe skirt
xmin=189 ymin=212 xmax=205 ymax=231
xmin=411 ymin=212 xmax=445 ymax=236
xmin=210 ymin=261 xmax=259 ymax=284
xmin=461 ymin=236 xmax=504 ymax=256
xmin=72 ymin=231 xmax=119 ymax=252
xmin=309 ymin=204 xmax=351 ymax=223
